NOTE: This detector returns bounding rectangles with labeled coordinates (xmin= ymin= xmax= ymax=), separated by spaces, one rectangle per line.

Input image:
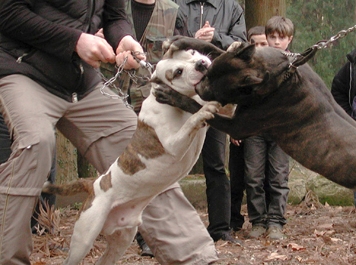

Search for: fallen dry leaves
xmin=30 ymin=195 xmax=356 ymax=265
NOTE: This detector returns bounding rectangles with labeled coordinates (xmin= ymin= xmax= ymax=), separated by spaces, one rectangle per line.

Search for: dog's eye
xmin=173 ymin=68 xmax=183 ymax=78
xmin=191 ymin=50 xmax=196 ymax=55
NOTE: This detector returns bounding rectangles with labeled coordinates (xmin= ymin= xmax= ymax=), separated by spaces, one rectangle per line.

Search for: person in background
xmin=243 ymin=16 xmax=292 ymax=240
xmin=247 ymin=26 xmax=269 ymax=48
xmin=100 ymin=0 xmax=218 ymax=261
xmin=229 ymin=25 xmax=269 ymax=232
xmin=173 ymin=0 xmax=247 ymax=244
xmin=331 ymin=48 xmax=356 ymax=207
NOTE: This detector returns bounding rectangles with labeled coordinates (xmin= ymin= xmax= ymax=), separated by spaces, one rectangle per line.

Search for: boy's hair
xmin=265 ymin=16 xmax=294 ymax=37
xmin=247 ymin=26 xmax=265 ymax=42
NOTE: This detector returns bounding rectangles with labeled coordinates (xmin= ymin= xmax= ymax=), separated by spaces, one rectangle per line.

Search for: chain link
xmin=99 ymin=51 xmax=154 ymax=110
xmin=312 ymin=24 xmax=356 ymax=50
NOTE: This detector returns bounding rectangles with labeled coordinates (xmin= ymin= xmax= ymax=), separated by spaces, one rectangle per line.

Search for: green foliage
xmin=286 ymin=0 xmax=356 ymax=87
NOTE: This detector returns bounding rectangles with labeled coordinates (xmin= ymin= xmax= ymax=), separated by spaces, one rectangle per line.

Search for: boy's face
xmin=266 ymin=32 xmax=293 ymax=50
xmin=250 ymin=34 xmax=268 ymax=48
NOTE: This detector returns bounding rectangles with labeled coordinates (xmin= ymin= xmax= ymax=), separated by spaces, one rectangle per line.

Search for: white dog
xmin=43 ymin=48 xmax=219 ymax=264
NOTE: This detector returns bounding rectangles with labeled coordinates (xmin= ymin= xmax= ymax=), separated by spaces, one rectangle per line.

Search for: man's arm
xmin=214 ymin=3 xmax=247 ymax=50
xmin=331 ymin=62 xmax=352 ymax=115
xmin=0 ymin=0 xmax=81 ymax=61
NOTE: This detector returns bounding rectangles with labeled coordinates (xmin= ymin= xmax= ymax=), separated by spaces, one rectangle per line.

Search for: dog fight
xmin=1 ymin=0 xmax=356 ymax=264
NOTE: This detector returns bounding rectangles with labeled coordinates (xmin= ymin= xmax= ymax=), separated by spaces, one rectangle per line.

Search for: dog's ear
xmin=230 ymin=43 xmax=255 ymax=62
xmin=241 ymin=71 xmax=270 ymax=87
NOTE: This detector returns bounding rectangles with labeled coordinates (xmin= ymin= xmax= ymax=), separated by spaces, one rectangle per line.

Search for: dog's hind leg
xmin=96 ymin=227 xmax=138 ymax=265
xmin=64 ymin=203 xmax=111 ymax=265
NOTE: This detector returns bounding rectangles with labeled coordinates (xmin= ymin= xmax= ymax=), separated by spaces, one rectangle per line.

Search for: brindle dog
xmin=155 ymin=36 xmax=356 ymax=190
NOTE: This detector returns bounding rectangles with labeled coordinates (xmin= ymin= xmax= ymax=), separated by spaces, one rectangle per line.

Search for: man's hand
xmin=76 ymin=33 xmax=116 ymax=68
xmin=231 ymin=138 xmax=242 ymax=146
xmin=116 ymin=35 xmax=146 ymax=70
xmin=195 ymin=21 xmax=215 ymax=42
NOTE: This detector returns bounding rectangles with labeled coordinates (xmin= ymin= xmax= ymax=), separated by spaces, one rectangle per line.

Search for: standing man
xmin=173 ymin=0 xmax=247 ymax=243
xmin=331 ymin=48 xmax=356 ymax=206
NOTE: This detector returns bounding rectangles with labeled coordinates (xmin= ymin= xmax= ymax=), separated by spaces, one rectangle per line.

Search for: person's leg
xmin=202 ymin=127 xmax=232 ymax=241
xmin=244 ymin=135 xmax=268 ymax=237
xmin=265 ymin=139 xmax=289 ymax=239
xmin=229 ymin=141 xmax=245 ymax=231
xmin=0 ymin=113 xmax=11 ymax=164
xmin=138 ymin=184 xmax=218 ymax=265
xmin=0 ymin=105 xmax=57 ymax=232
xmin=0 ymin=75 xmax=60 ymax=264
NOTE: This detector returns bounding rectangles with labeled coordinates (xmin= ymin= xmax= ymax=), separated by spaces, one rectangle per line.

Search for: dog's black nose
xmin=195 ymin=59 xmax=208 ymax=72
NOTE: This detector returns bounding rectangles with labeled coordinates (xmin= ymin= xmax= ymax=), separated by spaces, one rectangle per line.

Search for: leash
xmin=281 ymin=24 xmax=356 ymax=82
xmin=99 ymin=51 xmax=154 ymax=109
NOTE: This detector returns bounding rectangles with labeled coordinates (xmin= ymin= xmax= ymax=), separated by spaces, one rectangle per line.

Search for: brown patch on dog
xmin=118 ymin=120 xmax=165 ymax=175
xmin=80 ymin=192 xmax=95 ymax=216
xmin=100 ymin=171 xmax=112 ymax=192
xmin=165 ymin=69 xmax=174 ymax=83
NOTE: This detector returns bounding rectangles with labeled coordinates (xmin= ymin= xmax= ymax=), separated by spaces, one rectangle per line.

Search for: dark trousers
xmin=202 ymin=127 xmax=230 ymax=240
xmin=244 ymin=135 xmax=289 ymax=227
xmin=0 ymin=114 xmax=11 ymax=164
xmin=229 ymin=141 xmax=245 ymax=230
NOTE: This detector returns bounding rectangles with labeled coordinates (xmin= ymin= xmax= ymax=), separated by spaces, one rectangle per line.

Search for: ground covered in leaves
xmin=31 ymin=193 xmax=356 ymax=265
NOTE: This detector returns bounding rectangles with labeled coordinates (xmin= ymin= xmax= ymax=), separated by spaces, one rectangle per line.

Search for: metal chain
xmin=99 ymin=56 xmax=134 ymax=109
xmin=99 ymin=51 xmax=154 ymax=110
xmin=312 ymin=24 xmax=356 ymax=50
xmin=281 ymin=24 xmax=356 ymax=81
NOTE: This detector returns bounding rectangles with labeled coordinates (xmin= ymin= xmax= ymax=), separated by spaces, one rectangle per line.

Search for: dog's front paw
xmin=154 ymin=84 xmax=202 ymax=114
xmin=162 ymin=36 xmax=185 ymax=54
xmin=153 ymin=84 xmax=175 ymax=104
xmin=194 ymin=101 xmax=221 ymax=127
xmin=201 ymin=101 xmax=221 ymax=120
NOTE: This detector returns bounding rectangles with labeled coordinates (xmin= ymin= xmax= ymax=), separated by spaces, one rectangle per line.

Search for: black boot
xmin=135 ymin=232 xmax=154 ymax=257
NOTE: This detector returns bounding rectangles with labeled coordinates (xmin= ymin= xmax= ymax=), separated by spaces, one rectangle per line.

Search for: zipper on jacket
xmin=84 ymin=0 xmax=95 ymax=33
xmin=72 ymin=92 xmax=78 ymax=103
xmin=200 ymin=2 xmax=204 ymax=28
xmin=16 ymin=53 xmax=28 ymax=63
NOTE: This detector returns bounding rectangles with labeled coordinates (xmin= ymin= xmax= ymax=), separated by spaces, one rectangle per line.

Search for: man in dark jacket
xmin=173 ymin=0 xmax=247 ymax=243
xmin=331 ymin=48 xmax=356 ymax=205
xmin=0 ymin=1 xmax=142 ymax=264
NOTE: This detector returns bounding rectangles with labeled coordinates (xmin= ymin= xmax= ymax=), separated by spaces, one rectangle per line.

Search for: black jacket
xmin=173 ymin=0 xmax=247 ymax=50
xmin=0 ymin=0 xmax=133 ymax=102
xmin=331 ymin=49 xmax=356 ymax=116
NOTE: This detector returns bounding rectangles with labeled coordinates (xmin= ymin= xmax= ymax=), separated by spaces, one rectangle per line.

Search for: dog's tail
xmin=42 ymin=178 xmax=95 ymax=196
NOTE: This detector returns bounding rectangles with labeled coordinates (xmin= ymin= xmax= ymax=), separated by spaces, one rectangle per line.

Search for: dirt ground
xmin=30 ymin=193 xmax=356 ymax=265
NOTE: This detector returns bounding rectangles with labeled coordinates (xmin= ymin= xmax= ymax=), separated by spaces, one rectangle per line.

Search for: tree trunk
xmin=245 ymin=0 xmax=286 ymax=30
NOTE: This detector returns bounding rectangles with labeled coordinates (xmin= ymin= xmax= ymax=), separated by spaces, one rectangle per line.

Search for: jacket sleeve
xmin=213 ymin=4 xmax=247 ymax=50
xmin=331 ymin=61 xmax=352 ymax=115
xmin=0 ymin=0 xmax=81 ymax=62
xmin=103 ymin=0 xmax=134 ymax=52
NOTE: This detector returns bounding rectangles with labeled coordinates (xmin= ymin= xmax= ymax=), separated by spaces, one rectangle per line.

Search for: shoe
xmin=248 ymin=225 xmax=266 ymax=238
xmin=220 ymin=231 xmax=243 ymax=246
xmin=266 ymin=225 xmax=286 ymax=240
xmin=136 ymin=232 xmax=154 ymax=257
xmin=140 ymin=242 xmax=154 ymax=257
